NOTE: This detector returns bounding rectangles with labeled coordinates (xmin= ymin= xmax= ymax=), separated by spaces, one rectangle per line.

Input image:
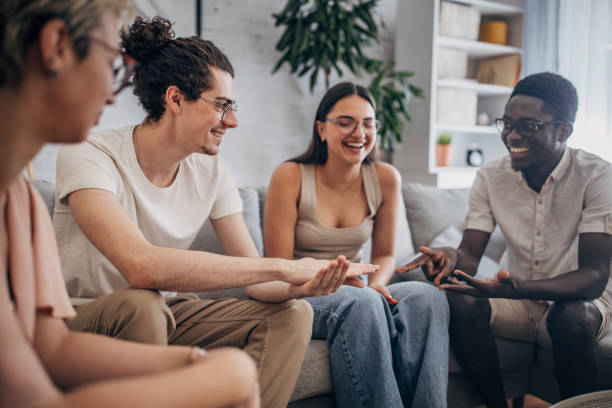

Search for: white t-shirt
xmin=53 ymin=125 xmax=243 ymax=303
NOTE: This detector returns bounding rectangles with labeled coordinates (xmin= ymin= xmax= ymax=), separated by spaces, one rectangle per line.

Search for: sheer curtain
xmin=523 ymin=0 xmax=612 ymax=163
xmin=558 ymin=0 xmax=611 ymax=162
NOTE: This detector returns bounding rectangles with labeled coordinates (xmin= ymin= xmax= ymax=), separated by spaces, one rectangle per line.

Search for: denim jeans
xmin=306 ymin=281 xmax=450 ymax=408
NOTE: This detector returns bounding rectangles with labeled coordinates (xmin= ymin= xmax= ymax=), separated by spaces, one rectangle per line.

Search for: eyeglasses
xmin=495 ymin=118 xmax=565 ymax=139
xmin=89 ymin=37 xmax=138 ymax=95
xmin=199 ymin=97 xmax=238 ymax=121
xmin=325 ymin=116 xmax=381 ymax=136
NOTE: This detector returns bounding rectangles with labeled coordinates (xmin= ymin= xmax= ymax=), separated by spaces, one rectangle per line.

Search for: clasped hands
xmin=395 ymin=246 xmax=521 ymax=298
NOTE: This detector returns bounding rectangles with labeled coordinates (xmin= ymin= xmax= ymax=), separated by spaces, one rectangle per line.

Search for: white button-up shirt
xmin=464 ymin=147 xmax=612 ymax=305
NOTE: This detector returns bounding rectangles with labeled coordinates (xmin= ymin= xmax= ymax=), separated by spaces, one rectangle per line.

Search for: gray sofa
xmin=33 ymin=180 xmax=612 ymax=408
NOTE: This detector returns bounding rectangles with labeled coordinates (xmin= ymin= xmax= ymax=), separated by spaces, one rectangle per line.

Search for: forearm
xmin=516 ymin=267 xmax=608 ymax=301
xmin=367 ymin=255 xmax=395 ymax=287
xmin=36 ymin=320 xmax=195 ymax=388
xmin=245 ymin=281 xmax=293 ymax=302
xmin=59 ymin=348 xmax=257 ymax=408
xmin=455 ymin=247 xmax=481 ymax=277
xmin=126 ymin=245 xmax=290 ymax=292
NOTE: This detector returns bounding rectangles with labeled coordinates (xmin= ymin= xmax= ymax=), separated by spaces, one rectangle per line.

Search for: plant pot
xmin=435 ymin=144 xmax=453 ymax=167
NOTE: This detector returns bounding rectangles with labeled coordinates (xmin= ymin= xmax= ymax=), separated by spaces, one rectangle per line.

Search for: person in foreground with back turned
xmin=0 ymin=1 xmax=259 ymax=407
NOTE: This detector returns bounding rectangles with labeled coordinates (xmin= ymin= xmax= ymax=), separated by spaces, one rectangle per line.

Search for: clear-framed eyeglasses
xmin=199 ymin=97 xmax=238 ymax=121
xmin=89 ymin=37 xmax=138 ymax=95
xmin=325 ymin=116 xmax=381 ymax=136
xmin=494 ymin=117 xmax=565 ymax=139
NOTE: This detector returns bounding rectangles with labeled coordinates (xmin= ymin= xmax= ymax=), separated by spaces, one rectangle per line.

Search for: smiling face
xmin=501 ymin=94 xmax=569 ymax=172
xmin=180 ymin=67 xmax=237 ymax=155
xmin=317 ymin=94 xmax=377 ymax=165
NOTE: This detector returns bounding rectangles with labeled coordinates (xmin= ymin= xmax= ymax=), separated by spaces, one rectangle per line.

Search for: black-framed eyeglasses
xmin=325 ymin=116 xmax=381 ymax=136
xmin=495 ymin=118 xmax=565 ymax=139
xmin=199 ymin=97 xmax=238 ymax=120
xmin=89 ymin=37 xmax=138 ymax=95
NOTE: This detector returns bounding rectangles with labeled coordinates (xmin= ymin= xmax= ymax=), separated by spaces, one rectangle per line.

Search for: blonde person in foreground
xmin=0 ymin=1 xmax=259 ymax=407
xmin=264 ymin=82 xmax=450 ymax=408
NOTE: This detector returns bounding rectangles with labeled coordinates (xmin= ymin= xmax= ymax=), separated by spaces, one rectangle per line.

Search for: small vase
xmin=435 ymin=144 xmax=453 ymax=167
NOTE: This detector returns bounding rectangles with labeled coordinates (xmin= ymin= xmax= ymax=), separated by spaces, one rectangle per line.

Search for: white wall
xmin=32 ymin=0 xmax=399 ymax=187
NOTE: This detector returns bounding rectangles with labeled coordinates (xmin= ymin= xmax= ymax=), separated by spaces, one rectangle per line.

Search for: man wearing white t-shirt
xmin=398 ymin=72 xmax=612 ymax=406
xmin=53 ymin=17 xmax=376 ymax=408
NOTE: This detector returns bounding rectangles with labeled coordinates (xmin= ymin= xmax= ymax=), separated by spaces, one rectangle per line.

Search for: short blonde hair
xmin=0 ymin=0 xmax=130 ymax=88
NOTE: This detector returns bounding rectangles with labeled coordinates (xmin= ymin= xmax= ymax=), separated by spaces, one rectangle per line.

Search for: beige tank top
xmin=294 ymin=163 xmax=382 ymax=262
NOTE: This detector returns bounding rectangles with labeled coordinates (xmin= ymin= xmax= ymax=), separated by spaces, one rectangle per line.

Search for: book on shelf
xmin=476 ymin=54 xmax=521 ymax=87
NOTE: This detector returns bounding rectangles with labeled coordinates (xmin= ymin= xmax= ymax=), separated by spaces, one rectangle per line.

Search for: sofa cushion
xmin=403 ymin=182 xmax=470 ymax=250
xmin=402 ymin=183 xmax=506 ymax=263
xmin=31 ymin=179 xmax=56 ymax=215
xmin=190 ymin=187 xmax=263 ymax=256
xmin=289 ymin=340 xmax=333 ymax=401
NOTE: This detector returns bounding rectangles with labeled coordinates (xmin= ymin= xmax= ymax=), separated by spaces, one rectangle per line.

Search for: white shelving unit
xmin=393 ymin=0 xmax=524 ymax=189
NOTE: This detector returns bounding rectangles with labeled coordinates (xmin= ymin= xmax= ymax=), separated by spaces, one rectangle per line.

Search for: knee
xmin=111 ymin=288 xmax=172 ymax=342
xmin=277 ymin=299 xmax=313 ymax=338
xmin=114 ymin=288 xmax=166 ymax=317
xmin=446 ymin=290 xmax=490 ymax=325
xmin=547 ymin=301 xmax=601 ymax=341
xmin=395 ymin=282 xmax=449 ymax=314
xmin=207 ymin=348 xmax=258 ymax=404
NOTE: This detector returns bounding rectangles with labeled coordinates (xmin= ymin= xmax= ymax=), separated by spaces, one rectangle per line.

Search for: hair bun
xmin=121 ymin=16 xmax=175 ymax=62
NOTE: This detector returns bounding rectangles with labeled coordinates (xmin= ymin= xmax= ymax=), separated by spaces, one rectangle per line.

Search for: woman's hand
xmin=368 ymin=283 xmax=398 ymax=305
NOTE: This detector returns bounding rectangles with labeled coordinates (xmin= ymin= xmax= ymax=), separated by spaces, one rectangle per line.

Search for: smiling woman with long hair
xmin=264 ymin=82 xmax=450 ymax=408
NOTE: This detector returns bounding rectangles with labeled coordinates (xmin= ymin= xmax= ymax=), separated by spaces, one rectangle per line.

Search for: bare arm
xmin=367 ymin=163 xmax=401 ymax=301
xmin=442 ymin=233 xmax=612 ymax=300
xmin=33 ymin=312 xmax=196 ymax=388
xmin=396 ymin=229 xmax=490 ymax=285
xmin=33 ymin=312 xmax=258 ymax=407
xmin=67 ymin=188 xmax=371 ymax=292
xmin=0 ymin=270 xmax=60 ymax=407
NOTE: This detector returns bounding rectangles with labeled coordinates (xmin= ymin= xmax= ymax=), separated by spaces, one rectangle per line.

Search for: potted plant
xmin=271 ymin=0 xmax=422 ymax=156
xmin=435 ymin=132 xmax=453 ymax=167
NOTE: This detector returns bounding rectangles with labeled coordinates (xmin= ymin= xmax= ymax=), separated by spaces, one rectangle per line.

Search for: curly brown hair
xmin=121 ymin=16 xmax=234 ymax=123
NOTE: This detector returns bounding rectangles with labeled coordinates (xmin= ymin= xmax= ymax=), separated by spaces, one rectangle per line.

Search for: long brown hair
xmin=290 ymin=82 xmax=378 ymax=164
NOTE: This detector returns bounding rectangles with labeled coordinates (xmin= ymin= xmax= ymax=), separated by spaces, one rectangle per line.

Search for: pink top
xmin=3 ymin=176 xmax=75 ymax=341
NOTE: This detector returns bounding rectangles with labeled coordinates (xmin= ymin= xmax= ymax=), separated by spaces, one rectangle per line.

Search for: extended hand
xmin=439 ymin=269 xmax=521 ymax=298
xmin=395 ymin=246 xmax=457 ymax=286
xmin=289 ymin=255 xmax=355 ymax=298
xmin=291 ymin=257 xmax=378 ymax=285
xmin=369 ymin=283 xmax=399 ymax=305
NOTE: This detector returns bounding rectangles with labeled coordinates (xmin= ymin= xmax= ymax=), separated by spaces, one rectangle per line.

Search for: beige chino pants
xmin=68 ymin=288 xmax=313 ymax=408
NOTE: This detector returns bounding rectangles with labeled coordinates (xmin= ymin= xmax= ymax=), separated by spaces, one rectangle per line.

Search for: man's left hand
xmin=439 ymin=269 xmax=521 ymax=299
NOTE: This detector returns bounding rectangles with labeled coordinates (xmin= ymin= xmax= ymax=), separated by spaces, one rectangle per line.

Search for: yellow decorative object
xmin=479 ymin=21 xmax=508 ymax=45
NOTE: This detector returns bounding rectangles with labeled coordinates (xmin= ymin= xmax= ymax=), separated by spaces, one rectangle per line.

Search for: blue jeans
xmin=306 ymin=281 xmax=449 ymax=408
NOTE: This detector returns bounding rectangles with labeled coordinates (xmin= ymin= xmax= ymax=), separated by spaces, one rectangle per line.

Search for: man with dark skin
xmin=398 ymin=72 xmax=612 ymax=407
